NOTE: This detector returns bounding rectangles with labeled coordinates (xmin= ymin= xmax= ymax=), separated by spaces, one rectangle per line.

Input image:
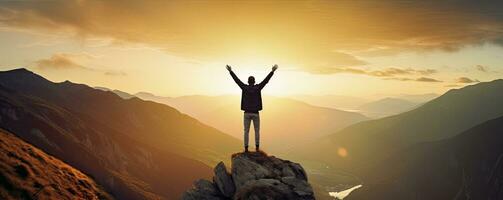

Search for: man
xmin=226 ymin=64 xmax=278 ymax=152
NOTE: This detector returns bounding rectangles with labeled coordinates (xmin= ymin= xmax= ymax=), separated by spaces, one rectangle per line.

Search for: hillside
xmin=300 ymin=79 xmax=503 ymax=173
xmin=134 ymin=93 xmax=369 ymax=153
xmin=0 ymin=128 xmax=113 ymax=200
xmin=0 ymin=68 xmax=241 ymax=199
xmin=349 ymin=115 xmax=503 ymax=199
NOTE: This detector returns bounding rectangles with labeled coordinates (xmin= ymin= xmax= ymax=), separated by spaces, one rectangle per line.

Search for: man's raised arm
xmin=258 ymin=64 xmax=278 ymax=89
xmin=227 ymin=65 xmax=245 ymax=89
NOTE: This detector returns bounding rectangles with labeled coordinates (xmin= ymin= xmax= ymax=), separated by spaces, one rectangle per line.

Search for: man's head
xmin=248 ymin=76 xmax=255 ymax=85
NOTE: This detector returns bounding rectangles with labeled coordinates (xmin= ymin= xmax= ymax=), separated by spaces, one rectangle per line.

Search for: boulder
xmin=182 ymin=179 xmax=223 ymax=200
xmin=182 ymin=151 xmax=315 ymax=200
xmin=213 ymin=162 xmax=235 ymax=197
xmin=231 ymin=153 xmax=272 ymax=190
xmin=234 ymin=179 xmax=292 ymax=200
xmin=281 ymin=176 xmax=314 ymax=197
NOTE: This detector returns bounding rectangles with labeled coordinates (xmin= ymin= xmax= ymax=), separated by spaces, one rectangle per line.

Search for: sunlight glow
xmin=337 ymin=147 xmax=348 ymax=158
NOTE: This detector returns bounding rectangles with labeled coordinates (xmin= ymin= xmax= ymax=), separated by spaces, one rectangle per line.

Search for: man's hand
xmin=226 ymin=65 xmax=232 ymax=71
xmin=272 ymin=64 xmax=278 ymax=72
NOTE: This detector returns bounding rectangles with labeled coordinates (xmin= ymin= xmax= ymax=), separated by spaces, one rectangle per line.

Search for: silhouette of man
xmin=227 ymin=64 xmax=278 ymax=152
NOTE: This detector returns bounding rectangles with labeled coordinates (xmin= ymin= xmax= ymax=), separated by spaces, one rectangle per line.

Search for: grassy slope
xmin=0 ymin=128 xmax=113 ymax=200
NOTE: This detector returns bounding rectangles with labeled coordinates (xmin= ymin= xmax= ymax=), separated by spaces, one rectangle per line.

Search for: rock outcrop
xmin=182 ymin=151 xmax=315 ymax=200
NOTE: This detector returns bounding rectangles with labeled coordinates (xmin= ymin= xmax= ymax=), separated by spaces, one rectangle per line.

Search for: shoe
xmin=245 ymin=146 xmax=249 ymax=152
xmin=255 ymin=145 xmax=259 ymax=151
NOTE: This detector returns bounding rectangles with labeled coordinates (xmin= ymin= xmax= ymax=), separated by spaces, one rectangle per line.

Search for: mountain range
xmin=133 ymin=93 xmax=369 ymax=153
xmin=289 ymin=93 xmax=437 ymax=114
xmin=299 ymin=79 xmax=503 ymax=180
xmin=0 ymin=68 xmax=241 ymax=199
xmin=2 ymin=68 xmax=502 ymax=199
xmin=288 ymin=95 xmax=370 ymax=111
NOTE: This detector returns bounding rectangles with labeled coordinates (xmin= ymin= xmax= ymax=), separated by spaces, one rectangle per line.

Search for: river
xmin=329 ymin=185 xmax=363 ymax=199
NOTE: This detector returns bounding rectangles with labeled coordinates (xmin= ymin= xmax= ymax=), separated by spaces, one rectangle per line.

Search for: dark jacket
xmin=229 ymin=70 xmax=274 ymax=113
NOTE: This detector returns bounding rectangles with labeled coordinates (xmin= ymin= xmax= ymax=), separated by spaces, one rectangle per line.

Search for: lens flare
xmin=337 ymin=147 xmax=348 ymax=158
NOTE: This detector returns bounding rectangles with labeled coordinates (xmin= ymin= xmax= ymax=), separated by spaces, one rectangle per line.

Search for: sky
xmin=0 ymin=0 xmax=502 ymax=98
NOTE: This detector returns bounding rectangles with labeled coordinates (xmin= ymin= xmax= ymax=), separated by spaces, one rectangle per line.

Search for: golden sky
xmin=0 ymin=0 xmax=502 ymax=98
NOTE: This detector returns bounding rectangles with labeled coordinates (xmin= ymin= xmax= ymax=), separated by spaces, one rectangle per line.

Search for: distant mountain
xmin=300 ymin=79 xmax=503 ymax=174
xmin=357 ymin=98 xmax=420 ymax=118
xmin=397 ymin=93 xmax=438 ymax=103
xmin=289 ymin=95 xmax=370 ymax=110
xmin=0 ymin=128 xmax=113 ymax=200
xmin=0 ymin=68 xmax=241 ymax=199
xmin=94 ymin=86 xmax=135 ymax=99
xmin=134 ymin=93 xmax=369 ymax=153
xmin=349 ymin=115 xmax=503 ymax=200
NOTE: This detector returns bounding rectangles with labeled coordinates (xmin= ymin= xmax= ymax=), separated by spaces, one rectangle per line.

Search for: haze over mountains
xmin=0 ymin=68 xmax=240 ymax=199
xmin=133 ymin=93 xmax=369 ymax=153
xmin=290 ymin=94 xmax=437 ymax=118
xmin=356 ymin=98 xmax=420 ymax=118
xmin=288 ymin=95 xmax=370 ymax=111
xmin=300 ymin=79 xmax=503 ymax=176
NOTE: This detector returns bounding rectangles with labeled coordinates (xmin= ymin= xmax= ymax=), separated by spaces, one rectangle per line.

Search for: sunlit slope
xmin=135 ymin=93 xmax=368 ymax=152
xmin=0 ymin=128 xmax=113 ymax=200
xmin=350 ymin=116 xmax=503 ymax=200
xmin=0 ymin=68 xmax=240 ymax=165
xmin=0 ymin=68 xmax=241 ymax=199
xmin=301 ymin=79 xmax=503 ymax=171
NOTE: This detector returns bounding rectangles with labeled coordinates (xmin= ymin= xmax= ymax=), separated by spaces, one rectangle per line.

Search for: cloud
xmin=35 ymin=53 xmax=88 ymax=70
xmin=444 ymin=84 xmax=461 ymax=88
xmin=456 ymin=77 xmax=479 ymax=83
xmin=34 ymin=53 xmax=126 ymax=76
xmin=475 ymin=65 xmax=489 ymax=72
xmin=1 ymin=1 xmax=503 ymax=73
xmin=416 ymin=69 xmax=438 ymax=75
xmin=474 ymin=65 xmax=498 ymax=73
xmin=385 ymin=77 xmax=443 ymax=83
xmin=383 ymin=77 xmax=413 ymax=81
xmin=310 ymin=66 xmax=438 ymax=77
xmin=416 ymin=77 xmax=442 ymax=82
xmin=104 ymin=71 xmax=127 ymax=76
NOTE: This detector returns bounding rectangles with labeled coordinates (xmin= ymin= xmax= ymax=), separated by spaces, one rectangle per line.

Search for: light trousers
xmin=243 ymin=113 xmax=260 ymax=147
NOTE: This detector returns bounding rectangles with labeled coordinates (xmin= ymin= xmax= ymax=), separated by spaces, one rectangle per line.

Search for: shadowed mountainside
xmin=134 ymin=93 xmax=368 ymax=153
xmin=300 ymin=79 xmax=503 ymax=175
xmin=349 ymin=115 xmax=503 ymax=200
xmin=0 ymin=68 xmax=241 ymax=199
xmin=0 ymin=128 xmax=113 ymax=200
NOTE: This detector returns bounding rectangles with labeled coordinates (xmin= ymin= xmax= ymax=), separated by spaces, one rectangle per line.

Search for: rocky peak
xmin=183 ymin=151 xmax=315 ymax=200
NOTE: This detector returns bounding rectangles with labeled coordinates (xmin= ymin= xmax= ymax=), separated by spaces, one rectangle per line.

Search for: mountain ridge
xmin=0 ymin=68 xmax=241 ymax=199
xmin=300 ymin=79 xmax=503 ymax=174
